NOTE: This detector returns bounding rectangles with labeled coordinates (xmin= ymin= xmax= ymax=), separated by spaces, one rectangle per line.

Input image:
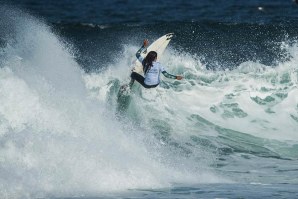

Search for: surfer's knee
xmin=130 ymin=72 xmax=137 ymax=79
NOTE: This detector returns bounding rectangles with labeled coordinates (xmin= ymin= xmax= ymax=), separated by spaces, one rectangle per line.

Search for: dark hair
xmin=142 ymin=51 xmax=157 ymax=74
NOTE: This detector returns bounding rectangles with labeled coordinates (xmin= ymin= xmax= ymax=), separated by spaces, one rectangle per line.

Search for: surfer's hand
xmin=176 ymin=75 xmax=183 ymax=80
xmin=143 ymin=39 xmax=149 ymax=47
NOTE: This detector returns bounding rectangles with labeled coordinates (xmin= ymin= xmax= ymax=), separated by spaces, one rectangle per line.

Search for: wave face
xmin=1 ymin=5 xmax=298 ymax=199
xmin=0 ymin=7 xmax=223 ymax=199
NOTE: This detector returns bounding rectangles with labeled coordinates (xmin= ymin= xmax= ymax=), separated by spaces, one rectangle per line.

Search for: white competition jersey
xmin=138 ymin=56 xmax=166 ymax=86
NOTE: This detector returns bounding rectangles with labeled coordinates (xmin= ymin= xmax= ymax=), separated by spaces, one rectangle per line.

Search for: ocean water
xmin=1 ymin=1 xmax=298 ymax=198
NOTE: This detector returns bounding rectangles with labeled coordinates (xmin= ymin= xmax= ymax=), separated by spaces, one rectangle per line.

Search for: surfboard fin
xmin=166 ymin=33 xmax=174 ymax=40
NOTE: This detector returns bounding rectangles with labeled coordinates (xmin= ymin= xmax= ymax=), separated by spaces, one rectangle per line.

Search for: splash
xmin=0 ymin=6 xmax=222 ymax=199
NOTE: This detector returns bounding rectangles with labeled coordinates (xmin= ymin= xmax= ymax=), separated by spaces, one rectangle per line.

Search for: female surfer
xmin=129 ymin=39 xmax=183 ymax=88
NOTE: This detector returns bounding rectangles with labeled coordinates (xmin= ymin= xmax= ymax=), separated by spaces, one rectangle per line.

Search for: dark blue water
xmin=7 ymin=0 xmax=298 ymax=71
xmin=7 ymin=0 xmax=298 ymax=25
xmin=1 ymin=1 xmax=298 ymax=199
xmin=4 ymin=0 xmax=298 ymax=72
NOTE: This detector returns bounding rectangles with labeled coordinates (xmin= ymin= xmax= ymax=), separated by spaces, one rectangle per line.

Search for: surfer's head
xmin=143 ymin=51 xmax=157 ymax=73
xmin=146 ymin=51 xmax=157 ymax=62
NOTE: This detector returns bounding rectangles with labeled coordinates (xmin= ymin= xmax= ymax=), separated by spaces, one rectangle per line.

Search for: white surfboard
xmin=132 ymin=33 xmax=174 ymax=74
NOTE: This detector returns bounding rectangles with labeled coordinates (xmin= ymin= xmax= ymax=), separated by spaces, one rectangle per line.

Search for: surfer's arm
xmin=136 ymin=46 xmax=146 ymax=62
xmin=136 ymin=39 xmax=149 ymax=62
xmin=162 ymin=71 xmax=177 ymax=79
xmin=162 ymin=71 xmax=183 ymax=80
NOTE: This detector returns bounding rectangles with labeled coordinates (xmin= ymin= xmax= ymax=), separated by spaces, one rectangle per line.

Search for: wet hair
xmin=142 ymin=51 xmax=157 ymax=74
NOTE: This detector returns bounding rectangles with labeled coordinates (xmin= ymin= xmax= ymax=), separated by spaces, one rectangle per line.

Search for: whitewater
xmin=1 ymin=7 xmax=298 ymax=199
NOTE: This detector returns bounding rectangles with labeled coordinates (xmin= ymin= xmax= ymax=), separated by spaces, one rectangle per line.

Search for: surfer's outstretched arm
xmin=136 ymin=39 xmax=149 ymax=62
xmin=136 ymin=46 xmax=145 ymax=61
xmin=162 ymin=71 xmax=183 ymax=80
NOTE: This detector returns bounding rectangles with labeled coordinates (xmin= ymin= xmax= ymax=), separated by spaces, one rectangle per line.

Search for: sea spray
xmin=0 ymin=6 xmax=221 ymax=199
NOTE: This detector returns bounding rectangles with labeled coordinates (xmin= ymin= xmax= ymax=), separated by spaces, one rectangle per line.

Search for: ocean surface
xmin=1 ymin=0 xmax=298 ymax=198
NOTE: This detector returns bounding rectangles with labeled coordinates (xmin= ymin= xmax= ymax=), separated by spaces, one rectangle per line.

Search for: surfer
xmin=129 ymin=39 xmax=183 ymax=88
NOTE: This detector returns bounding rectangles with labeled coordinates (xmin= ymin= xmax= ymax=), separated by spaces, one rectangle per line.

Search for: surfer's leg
xmin=130 ymin=72 xmax=146 ymax=87
xmin=129 ymin=79 xmax=135 ymax=87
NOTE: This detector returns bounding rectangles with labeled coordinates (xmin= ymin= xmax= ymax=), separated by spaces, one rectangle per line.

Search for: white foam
xmin=0 ymin=8 xmax=224 ymax=199
xmin=87 ymin=39 xmax=298 ymax=144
